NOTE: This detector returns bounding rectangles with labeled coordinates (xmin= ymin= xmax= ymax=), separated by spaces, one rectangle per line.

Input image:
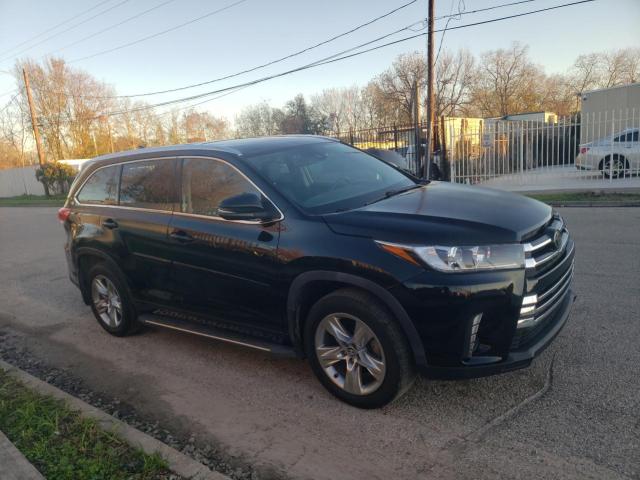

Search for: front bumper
xmin=419 ymin=289 xmax=575 ymax=379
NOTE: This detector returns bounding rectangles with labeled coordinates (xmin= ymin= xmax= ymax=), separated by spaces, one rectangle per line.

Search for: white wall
xmin=581 ymin=83 xmax=640 ymax=143
xmin=0 ymin=166 xmax=45 ymax=197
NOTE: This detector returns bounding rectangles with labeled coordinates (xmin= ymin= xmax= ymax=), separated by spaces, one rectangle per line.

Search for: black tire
xmin=86 ymin=262 xmax=138 ymax=336
xmin=600 ymin=155 xmax=629 ymax=179
xmin=304 ymin=288 xmax=416 ymax=409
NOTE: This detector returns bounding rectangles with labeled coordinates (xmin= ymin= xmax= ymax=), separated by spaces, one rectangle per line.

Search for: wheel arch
xmin=75 ymin=247 xmax=126 ymax=305
xmin=286 ymin=271 xmax=427 ymax=368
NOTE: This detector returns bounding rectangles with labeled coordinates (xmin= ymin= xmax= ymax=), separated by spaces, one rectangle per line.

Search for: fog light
xmin=466 ymin=313 xmax=483 ymax=359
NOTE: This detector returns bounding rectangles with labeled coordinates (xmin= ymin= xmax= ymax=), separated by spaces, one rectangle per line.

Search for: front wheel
xmin=304 ymin=288 xmax=416 ymax=408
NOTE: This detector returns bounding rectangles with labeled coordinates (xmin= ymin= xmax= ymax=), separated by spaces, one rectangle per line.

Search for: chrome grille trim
xmin=537 ymin=262 xmax=574 ymax=303
xmin=523 ymin=218 xmax=564 ymax=253
xmin=525 ymin=231 xmax=571 ymax=269
xmin=518 ymin=261 xmax=574 ymax=329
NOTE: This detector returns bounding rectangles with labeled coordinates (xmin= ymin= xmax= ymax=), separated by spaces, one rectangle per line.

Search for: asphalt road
xmin=0 ymin=206 xmax=638 ymax=479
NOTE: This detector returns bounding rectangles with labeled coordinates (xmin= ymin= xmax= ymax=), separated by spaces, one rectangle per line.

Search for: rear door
xmin=166 ymin=156 xmax=283 ymax=329
xmin=75 ymin=158 xmax=179 ymax=306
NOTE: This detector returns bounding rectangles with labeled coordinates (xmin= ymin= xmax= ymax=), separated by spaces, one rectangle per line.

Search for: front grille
xmin=512 ymin=214 xmax=574 ymax=349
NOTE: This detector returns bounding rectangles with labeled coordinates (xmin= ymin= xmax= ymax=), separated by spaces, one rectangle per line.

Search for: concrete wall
xmin=581 ymin=83 xmax=640 ymax=143
xmin=0 ymin=166 xmax=45 ymax=197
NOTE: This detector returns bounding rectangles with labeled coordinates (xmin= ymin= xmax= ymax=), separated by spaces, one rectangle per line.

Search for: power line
xmin=435 ymin=0 xmax=465 ymax=65
xmin=68 ymin=0 xmax=250 ymax=64
xmin=48 ymin=0 xmax=179 ymax=56
xmin=0 ymin=92 xmax=21 ymax=115
xmin=33 ymin=0 xmax=537 ymax=101
xmin=0 ymin=0 xmax=113 ymax=58
xmin=82 ymin=20 xmax=426 ymax=113
xmin=57 ymin=3 xmax=423 ymax=100
xmin=39 ymin=0 xmax=598 ymax=122
xmin=99 ymin=0 xmax=597 ymax=117
xmin=436 ymin=0 xmax=539 ymax=20
xmin=0 ymin=0 xmax=132 ymax=64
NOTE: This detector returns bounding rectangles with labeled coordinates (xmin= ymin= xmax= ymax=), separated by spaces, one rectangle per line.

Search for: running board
xmin=138 ymin=314 xmax=297 ymax=357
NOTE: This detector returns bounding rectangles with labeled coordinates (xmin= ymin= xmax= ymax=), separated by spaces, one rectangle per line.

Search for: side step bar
xmin=138 ymin=313 xmax=297 ymax=357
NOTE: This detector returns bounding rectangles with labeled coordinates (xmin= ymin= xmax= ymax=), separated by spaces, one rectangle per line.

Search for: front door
xmin=167 ymin=157 xmax=283 ymax=329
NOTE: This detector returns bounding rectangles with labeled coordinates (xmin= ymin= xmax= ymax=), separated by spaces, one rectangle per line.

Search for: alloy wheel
xmin=604 ymin=158 xmax=624 ymax=178
xmin=91 ymin=275 xmax=123 ymax=328
xmin=314 ymin=313 xmax=386 ymax=396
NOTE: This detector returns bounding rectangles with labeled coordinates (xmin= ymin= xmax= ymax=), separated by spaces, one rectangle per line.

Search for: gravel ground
xmin=0 ymin=206 xmax=638 ymax=479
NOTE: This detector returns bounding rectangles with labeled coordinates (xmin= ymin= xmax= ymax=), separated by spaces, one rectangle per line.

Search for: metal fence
xmin=447 ymin=109 xmax=640 ymax=189
xmin=335 ymin=109 xmax=640 ymax=191
xmin=332 ymin=123 xmax=428 ymax=176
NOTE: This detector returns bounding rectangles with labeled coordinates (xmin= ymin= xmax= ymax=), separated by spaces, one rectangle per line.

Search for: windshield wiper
xmin=364 ymin=182 xmax=426 ymax=207
xmin=384 ymin=183 xmax=425 ymax=198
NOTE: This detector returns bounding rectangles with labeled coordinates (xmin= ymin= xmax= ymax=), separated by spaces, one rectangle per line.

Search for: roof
xmin=88 ymin=135 xmax=338 ymax=167
xmin=583 ymin=82 xmax=640 ymax=96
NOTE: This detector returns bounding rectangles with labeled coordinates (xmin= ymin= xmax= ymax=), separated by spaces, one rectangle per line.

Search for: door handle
xmin=170 ymin=230 xmax=194 ymax=243
xmin=102 ymin=218 xmax=118 ymax=229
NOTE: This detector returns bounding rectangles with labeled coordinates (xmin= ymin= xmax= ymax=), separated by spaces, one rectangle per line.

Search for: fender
xmin=287 ymin=270 xmax=428 ymax=368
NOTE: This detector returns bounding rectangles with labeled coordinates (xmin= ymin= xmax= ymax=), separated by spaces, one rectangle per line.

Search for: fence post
xmin=519 ymin=121 xmax=524 ymax=185
xmin=610 ymin=110 xmax=615 ymax=182
xmin=393 ymin=124 xmax=398 ymax=151
xmin=440 ymin=116 xmax=448 ymax=181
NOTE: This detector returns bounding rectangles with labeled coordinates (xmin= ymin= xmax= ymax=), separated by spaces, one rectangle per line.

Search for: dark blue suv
xmin=60 ymin=136 xmax=575 ymax=408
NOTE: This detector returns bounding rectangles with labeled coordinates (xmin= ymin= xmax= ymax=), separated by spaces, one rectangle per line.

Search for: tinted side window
xmin=181 ymin=158 xmax=260 ymax=217
xmin=76 ymin=165 xmax=119 ymax=205
xmin=120 ymin=159 xmax=176 ymax=211
xmin=614 ymin=131 xmax=636 ymax=142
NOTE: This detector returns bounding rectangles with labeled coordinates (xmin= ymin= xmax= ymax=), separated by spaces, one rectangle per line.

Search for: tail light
xmin=579 ymin=147 xmax=590 ymax=155
xmin=58 ymin=207 xmax=71 ymax=223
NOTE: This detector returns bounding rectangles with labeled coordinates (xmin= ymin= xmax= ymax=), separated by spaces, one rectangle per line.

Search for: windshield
xmin=244 ymin=141 xmax=417 ymax=214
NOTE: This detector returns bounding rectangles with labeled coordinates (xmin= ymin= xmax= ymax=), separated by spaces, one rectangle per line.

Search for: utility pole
xmin=23 ymin=67 xmax=49 ymax=197
xmin=424 ymin=0 xmax=435 ymax=180
xmin=22 ymin=68 xmax=46 ymax=168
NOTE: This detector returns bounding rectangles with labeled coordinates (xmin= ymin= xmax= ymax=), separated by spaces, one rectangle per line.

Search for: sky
xmin=0 ymin=0 xmax=638 ymax=121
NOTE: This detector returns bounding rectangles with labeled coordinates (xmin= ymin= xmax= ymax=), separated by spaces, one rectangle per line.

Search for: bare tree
xmin=435 ymin=49 xmax=476 ymax=117
xmin=373 ymin=52 xmax=426 ymax=124
xmin=0 ymin=92 xmax=32 ymax=168
xmin=471 ymin=43 xmax=544 ymax=117
xmin=235 ymin=101 xmax=282 ymax=137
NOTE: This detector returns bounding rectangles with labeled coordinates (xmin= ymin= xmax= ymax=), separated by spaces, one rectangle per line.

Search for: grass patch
xmin=0 ymin=370 xmax=172 ymax=479
xmin=527 ymin=191 xmax=640 ymax=204
xmin=0 ymin=194 xmax=66 ymax=207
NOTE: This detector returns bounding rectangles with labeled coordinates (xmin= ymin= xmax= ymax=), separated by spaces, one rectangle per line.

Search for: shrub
xmin=35 ymin=162 xmax=76 ymax=196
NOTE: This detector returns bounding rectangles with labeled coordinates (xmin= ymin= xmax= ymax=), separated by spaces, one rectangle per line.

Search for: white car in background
xmin=576 ymin=128 xmax=640 ymax=178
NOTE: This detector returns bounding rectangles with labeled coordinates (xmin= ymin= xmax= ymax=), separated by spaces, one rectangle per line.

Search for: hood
xmin=322 ymin=181 xmax=552 ymax=245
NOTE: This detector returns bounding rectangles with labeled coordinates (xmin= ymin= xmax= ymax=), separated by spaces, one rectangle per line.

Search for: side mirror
xmin=218 ymin=192 xmax=276 ymax=222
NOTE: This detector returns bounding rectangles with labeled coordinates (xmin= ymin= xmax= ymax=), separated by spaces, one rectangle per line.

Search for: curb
xmin=0 ymin=430 xmax=45 ymax=480
xmin=0 ymin=360 xmax=229 ymax=480
xmin=545 ymin=202 xmax=640 ymax=207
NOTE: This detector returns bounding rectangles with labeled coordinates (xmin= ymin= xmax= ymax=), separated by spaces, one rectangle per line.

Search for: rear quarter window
xmin=76 ymin=165 xmax=120 ymax=205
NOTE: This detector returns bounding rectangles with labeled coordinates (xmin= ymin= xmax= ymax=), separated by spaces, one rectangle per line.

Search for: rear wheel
xmin=304 ymin=288 xmax=415 ymax=408
xmin=601 ymin=155 xmax=629 ymax=179
xmin=87 ymin=263 xmax=138 ymax=336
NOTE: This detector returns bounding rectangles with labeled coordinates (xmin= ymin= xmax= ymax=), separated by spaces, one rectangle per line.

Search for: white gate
xmin=447 ymin=109 xmax=640 ymax=191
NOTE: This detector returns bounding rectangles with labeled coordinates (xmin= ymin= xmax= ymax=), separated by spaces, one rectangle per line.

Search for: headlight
xmin=376 ymin=241 xmax=524 ymax=272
